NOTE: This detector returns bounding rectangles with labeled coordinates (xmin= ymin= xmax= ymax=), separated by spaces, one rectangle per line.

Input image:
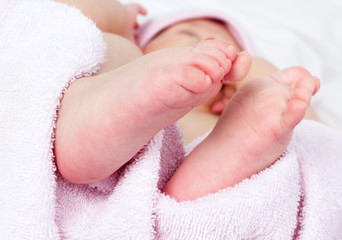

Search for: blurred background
xmin=122 ymin=0 xmax=342 ymax=131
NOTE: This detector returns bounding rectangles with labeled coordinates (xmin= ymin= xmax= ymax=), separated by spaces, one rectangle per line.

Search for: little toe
xmin=196 ymin=39 xmax=237 ymax=61
xmin=189 ymin=53 xmax=226 ymax=83
xmin=195 ymin=46 xmax=232 ymax=74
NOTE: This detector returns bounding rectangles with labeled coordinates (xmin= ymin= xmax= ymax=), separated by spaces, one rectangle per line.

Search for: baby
xmin=54 ymin=0 xmax=320 ymax=201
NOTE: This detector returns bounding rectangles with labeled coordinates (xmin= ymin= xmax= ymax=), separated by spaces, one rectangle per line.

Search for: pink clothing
xmin=137 ymin=9 xmax=260 ymax=56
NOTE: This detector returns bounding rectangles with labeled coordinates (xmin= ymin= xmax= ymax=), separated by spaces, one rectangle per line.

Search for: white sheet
xmin=123 ymin=0 xmax=342 ymax=131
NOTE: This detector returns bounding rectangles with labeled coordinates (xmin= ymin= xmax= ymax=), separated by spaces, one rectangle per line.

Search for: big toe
xmin=282 ymin=74 xmax=320 ymax=128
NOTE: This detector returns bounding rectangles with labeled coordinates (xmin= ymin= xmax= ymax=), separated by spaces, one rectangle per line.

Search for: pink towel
xmin=1 ymin=1 xmax=342 ymax=239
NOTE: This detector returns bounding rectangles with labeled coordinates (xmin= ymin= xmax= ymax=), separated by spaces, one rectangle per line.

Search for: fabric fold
xmin=1 ymin=1 xmax=342 ymax=239
xmin=156 ymin=151 xmax=301 ymax=240
xmin=0 ymin=0 xmax=106 ymax=239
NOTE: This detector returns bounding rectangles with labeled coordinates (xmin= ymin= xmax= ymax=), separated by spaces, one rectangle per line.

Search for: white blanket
xmin=0 ymin=0 xmax=106 ymax=238
xmin=1 ymin=0 xmax=342 ymax=239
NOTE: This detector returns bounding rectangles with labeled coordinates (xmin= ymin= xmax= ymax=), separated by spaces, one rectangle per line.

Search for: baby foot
xmin=163 ymin=67 xmax=320 ymax=201
xmin=55 ymin=39 xmax=246 ymax=183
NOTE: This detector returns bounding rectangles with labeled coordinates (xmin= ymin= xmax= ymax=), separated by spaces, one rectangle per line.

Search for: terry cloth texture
xmin=1 ymin=1 xmax=342 ymax=239
xmin=0 ymin=0 xmax=106 ymax=238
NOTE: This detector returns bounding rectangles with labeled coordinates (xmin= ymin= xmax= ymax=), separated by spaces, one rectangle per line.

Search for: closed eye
xmin=176 ymin=30 xmax=201 ymax=41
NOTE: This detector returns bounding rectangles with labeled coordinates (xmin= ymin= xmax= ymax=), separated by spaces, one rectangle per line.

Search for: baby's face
xmin=143 ymin=19 xmax=242 ymax=54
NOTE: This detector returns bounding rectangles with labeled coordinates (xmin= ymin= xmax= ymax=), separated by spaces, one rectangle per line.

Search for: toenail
xmin=206 ymin=74 xmax=212 ymax=83
xmin=227 ymin=45 xmax=236 ymax=57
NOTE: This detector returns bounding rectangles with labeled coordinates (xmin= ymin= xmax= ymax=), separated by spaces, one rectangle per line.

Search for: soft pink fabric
xmin=137 ymin=9 xmax=261 ymax=56
xmin=56 ymin=121 xmax=342 ymax=239
xmin=1 ymin=1 xmax=342 ymax=239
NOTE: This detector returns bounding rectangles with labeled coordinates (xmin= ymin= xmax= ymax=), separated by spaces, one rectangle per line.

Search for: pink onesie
xmin=137 ymin=9 xmax=260 ymax=56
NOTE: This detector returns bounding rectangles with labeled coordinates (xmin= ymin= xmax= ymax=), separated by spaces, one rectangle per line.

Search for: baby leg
xmin=55 ymin=39 xmax=241 ymax=184
xmin=163 ymin=67 xmax=320 ymax=201
xmin=55 ymin=34 xmax=143 ymax=183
